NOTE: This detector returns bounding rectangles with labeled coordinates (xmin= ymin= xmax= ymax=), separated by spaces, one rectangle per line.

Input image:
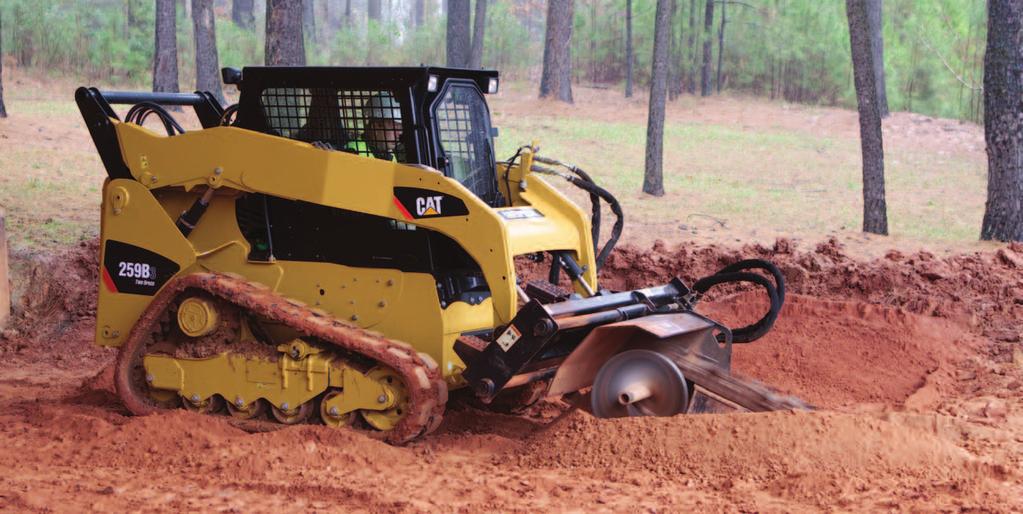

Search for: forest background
xmin=0 ymin=0 xmax=986 ymax=122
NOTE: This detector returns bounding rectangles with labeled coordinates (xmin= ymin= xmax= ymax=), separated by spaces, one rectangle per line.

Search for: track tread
xmin=113 ymin=272 xmax=448 ymax=444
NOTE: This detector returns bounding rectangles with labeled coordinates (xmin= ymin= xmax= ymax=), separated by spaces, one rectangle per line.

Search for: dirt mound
xmin=600 ymin=238 xmax=1023 ymax=342
xmin=0 ymin=238 xmax=104 ymax=367
xmin=702 ymin=293 xmax=980 ymax=408
xmin=519 ymin=410 xmax=1016 ymax=508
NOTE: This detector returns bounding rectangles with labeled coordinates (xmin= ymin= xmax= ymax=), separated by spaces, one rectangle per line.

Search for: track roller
xmin=360 ymin=366 xmax=409 ymax=431
xmin=271 ymin=402 xmax=314 ymax=425
xmin=226 ymin=398 xmax=267 ymax=420
xmin=181 ymin=394 xmax=224 ymax=415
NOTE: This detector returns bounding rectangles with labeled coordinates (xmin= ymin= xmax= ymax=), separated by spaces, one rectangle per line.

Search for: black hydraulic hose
xmin=125 ymin=101 xmax=185 ymax=136
xmin=569 ymin=176 xmax=623 ymax=269
xmin=535 ymin=156 xmax=602 ymax=255
xmin=712 ymin=259 xmax=786 ymax=304
xmin=693 ymin=269 xmax=782 ymax=344
xmin=501 ymin=146 xmax=529 ymax=207
xmin=530 ymin=162 xmax=624 ymax=270
xmin=220 ymin=103 xmax=240 ymax=126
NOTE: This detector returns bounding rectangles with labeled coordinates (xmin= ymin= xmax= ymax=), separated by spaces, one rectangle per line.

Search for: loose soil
xmin=1 ymin=239 xmax=1022 ymax=512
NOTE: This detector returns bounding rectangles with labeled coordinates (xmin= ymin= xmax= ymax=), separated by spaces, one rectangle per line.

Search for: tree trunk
xmin=699 ymin=0 xmax=713 ymax=96
xmin=0 ymin=11 xmax=7 ymax=119
xmin=980 ymin=0 xmax=1023 ymax=241
xmin=232 ymin=0 xmax=255 ymax=28
xmin=266 ymin=0 xmax=306 ymax=65
xmin=686 ymin=0 xmax=696 ymax=94
xmin=153 ymin=0 xmax=180 ymax=94
xmin=643 ymin=0 xmax=674 ymax=196
xmin=667 ymin=0 xmax=679 ymax=100
xmin=303 ymin=0 xmax=316 ymax=41
xmin=846 ymin=0 xmax=888 ymax=235
xmin=192 ymin=0 xmax=223 ymax=103
xmin=446 ymin=0 xmax=471 ymax=67
xmin=715 ymin=0 xmax=725 ymax=93
xmin=539 ymin=0 xmax=575 ymax=103
xmin=865 ymin=0 xmax=888 ymax=117
xmin=368 ymin=0 xmax=382 ymax=21
xmin=414 ymin=0 xmax=426 ymax=27
xmin=468 ymin=0 xmax=488 ymax=68
xmin=625 ymin=0 xmax=633 ymax=97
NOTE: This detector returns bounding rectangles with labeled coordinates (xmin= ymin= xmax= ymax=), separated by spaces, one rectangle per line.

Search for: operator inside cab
xmin=345 ymin=93 xmax=403 ymax=162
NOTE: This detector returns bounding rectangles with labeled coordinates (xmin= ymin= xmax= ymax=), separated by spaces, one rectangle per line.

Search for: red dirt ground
xmin=0 ymin=239 xmax=1021 ymax=512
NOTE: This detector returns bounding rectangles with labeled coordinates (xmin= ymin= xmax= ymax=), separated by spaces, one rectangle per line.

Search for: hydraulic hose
xmin=530 ymin=161 xmax=624 ymax=270
xmin=124 ymin=101 xmax=185 ymax=136
xmin=693 ymin=259 xmax=786 ymax=344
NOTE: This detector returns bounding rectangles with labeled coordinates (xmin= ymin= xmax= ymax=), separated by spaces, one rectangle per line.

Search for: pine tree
xmin=643 ymin=0 xmax=675 ymax=196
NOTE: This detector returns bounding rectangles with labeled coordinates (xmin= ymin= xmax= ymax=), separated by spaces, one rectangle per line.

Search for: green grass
xmin=494 ymin=114 xmax=985 ymax=243
xmin=0 ymin=81 xmax=988 ymax=252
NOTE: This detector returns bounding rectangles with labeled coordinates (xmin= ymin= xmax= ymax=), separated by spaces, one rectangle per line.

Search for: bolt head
xmin=377 ymin=394 xmax=387 ymax=404
xmin=190 ymin=394 xmax=200 ymax=402
xmin=145 ymin=374 xmax=154 ymax=383
xmin=235 ymin=397 xmax=244 ymax=407
xmin=328 ymin=406 xmax=339 ymax=416
xmin=281 ymin=402 xmax=290 ymax=410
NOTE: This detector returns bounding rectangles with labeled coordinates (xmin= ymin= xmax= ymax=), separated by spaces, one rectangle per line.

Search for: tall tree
xmin=686 ymin=0 xmax=696 ymax=94
xmin=413 ymin=0 xmax=426 ymax=28
xmin=539 ymin=0 xmax=575 ymax=103
xmin=846 ymin=0 xmax=888 ymax=235
xmin=667 ymin=0 xmax=679 ymax=100
xmin=865 ymin=0 xmax=888 ymax=117
xmin=232 ymin=0 xmax=255 ymax=28
xmin=699 ymin=0 xmax=713 ymax=96
xmin=446 ymin=0 xmax=471 ymax=67
xmin=153 ymin=0 xmax=180 ymax=94
xmin=192 ymin=0 xmax=223 ymax=103
xmin=266 ymin=0 xmax=306 ymax=65
xmin=0 ymin=11 xmax=7 ymax=119
xmin=715 ymin=0 xmax=725 ymax=93
xmin=980 ymin=0 xmax=1023 ymax=241
xmin=303 ymin=0 xmax=316 ymax=41
xmin=368 ymin=0 xmax=383 ymax=22
xmin=625 ymin=0 xmax=634 ymax=97
xmin=469 ymin=0 xmax=489 ymax=68
xmin=643 ymin=0 xmax=674 ymax=196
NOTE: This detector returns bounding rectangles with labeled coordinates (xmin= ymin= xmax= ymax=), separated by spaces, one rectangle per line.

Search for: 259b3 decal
xmin=102 ymin=240 xmax=179 ymax=295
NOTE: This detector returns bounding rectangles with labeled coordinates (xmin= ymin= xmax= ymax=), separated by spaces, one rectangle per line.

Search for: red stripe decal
xmin=393 ymin=196 xmax=414 ymax=220
xmin=101 ymin=267 xmax=119 ymax=293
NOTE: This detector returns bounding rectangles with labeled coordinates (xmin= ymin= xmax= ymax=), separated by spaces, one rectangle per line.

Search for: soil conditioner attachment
xmin=77 ymin=66 xmax=807 ymax=444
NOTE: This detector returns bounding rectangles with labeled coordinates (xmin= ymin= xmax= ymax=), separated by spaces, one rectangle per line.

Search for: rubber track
xmin=113 ymin=272 xmax=449 ymax=444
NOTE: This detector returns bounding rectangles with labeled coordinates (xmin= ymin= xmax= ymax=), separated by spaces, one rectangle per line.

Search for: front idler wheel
xmin=591 ymin=350 xmax=690 ymax=418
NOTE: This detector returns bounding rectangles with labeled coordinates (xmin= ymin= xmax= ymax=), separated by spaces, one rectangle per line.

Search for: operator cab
xmin=229 ymin=66 xmax=503 ymax=207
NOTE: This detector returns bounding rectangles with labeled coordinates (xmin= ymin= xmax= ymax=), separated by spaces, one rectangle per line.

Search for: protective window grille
xmin=435 ymin=85 xmax=497 ymax=204
xmin=260 ymin=88 xmax=405 ymax=162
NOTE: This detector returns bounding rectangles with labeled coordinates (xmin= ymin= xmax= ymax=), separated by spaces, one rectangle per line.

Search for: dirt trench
xmin=0 ymin=238 xmax=1021 ymax=512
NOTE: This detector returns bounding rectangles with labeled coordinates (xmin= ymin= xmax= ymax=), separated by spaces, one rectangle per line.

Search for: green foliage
xmin=2 ymin=0 xmax=154 ymax=85
xmin=0 ymin=0 xmax=988 ymax=120
xmin=217 ymin=17 xmax=263 ymax=69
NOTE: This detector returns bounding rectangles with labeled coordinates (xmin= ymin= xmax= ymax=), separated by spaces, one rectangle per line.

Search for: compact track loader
xmin=76 ymin=66 xmax=805 ymax=444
